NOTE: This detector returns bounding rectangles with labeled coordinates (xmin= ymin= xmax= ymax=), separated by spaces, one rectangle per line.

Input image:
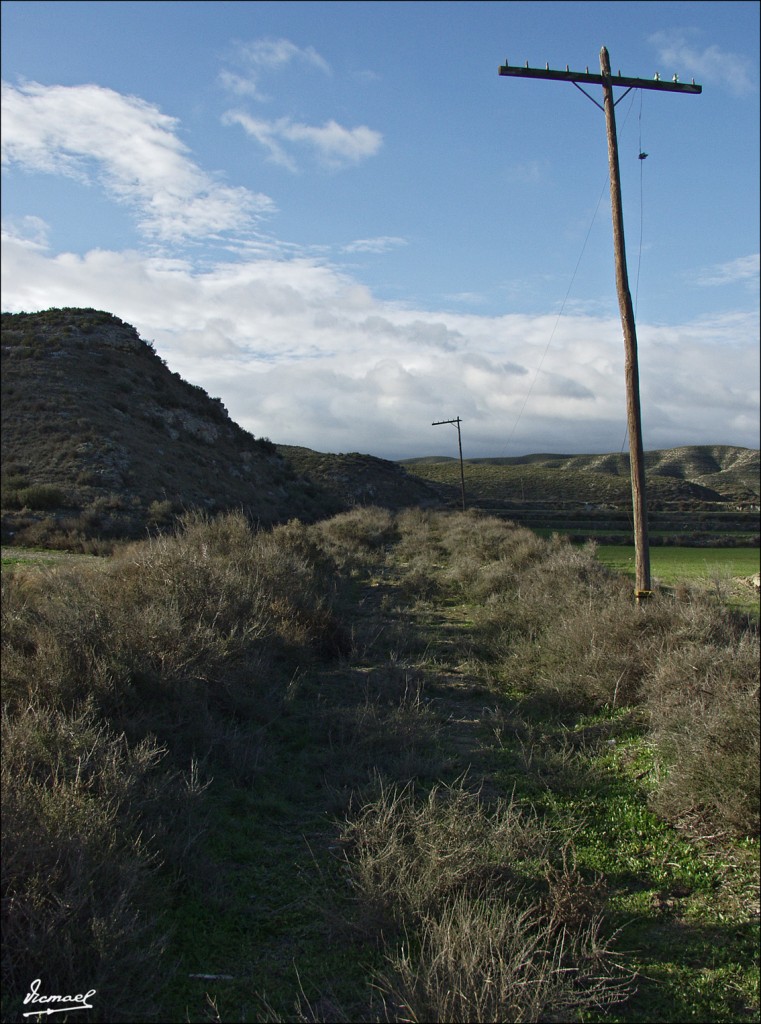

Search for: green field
xmin=595 ymin=545 xmax=760 ymax=615
xmin=594 ymin=545 xmax=760 ymax=585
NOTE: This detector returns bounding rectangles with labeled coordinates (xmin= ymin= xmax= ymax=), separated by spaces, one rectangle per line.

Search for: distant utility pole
xmin=499 ymin=48 xmax=701 ymax=604
xmin=433 ymin=417 xmax=466 ymax=511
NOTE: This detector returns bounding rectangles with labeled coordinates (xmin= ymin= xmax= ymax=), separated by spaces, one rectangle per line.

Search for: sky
xmin=1 ymin=0 xmax=759 ymax=460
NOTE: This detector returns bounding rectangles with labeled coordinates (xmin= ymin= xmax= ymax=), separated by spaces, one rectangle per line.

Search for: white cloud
xmin=218 ymin=70 xmax=268 ymax=100
xmin=218 ymin=36 xmax=381 ymax=171
xmin=223 ymin=110 xmax=383 ymax=170
xmin=236 ymin=37 xmax=331 ymax=75
xmin=2 ymin=229 xmax=758 ymax=459
xmin=1 ymin=80 xmax=274 ymax=241
xmin=343 ymin=236 xmax=408 ymax=255
xmin=1 ymin=214 xmax=50 ymax=248
xmin=649 ymin=31 xmax=754 ymax=96
xmin=695 ymin=253 xmax=760 ymax=288
xmin=219 ymin=37 xmax=330 ymax=101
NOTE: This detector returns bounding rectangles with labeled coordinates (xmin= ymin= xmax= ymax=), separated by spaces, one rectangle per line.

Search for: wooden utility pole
xmin=433 ymin=417 xmax=466 ymax=511
xmin=599 ymin=46 xmax=650 ymax=599
xmin=499 ymin=48 xmax=701 ymax=603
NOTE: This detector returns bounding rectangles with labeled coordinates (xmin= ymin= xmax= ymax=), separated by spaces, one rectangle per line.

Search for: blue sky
xmin=2 ymin=0 xmax=758 ymax=459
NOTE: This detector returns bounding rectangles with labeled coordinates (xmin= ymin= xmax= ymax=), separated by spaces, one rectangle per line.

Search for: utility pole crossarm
xmin=498 ymin=62 xmax=702 ymax=94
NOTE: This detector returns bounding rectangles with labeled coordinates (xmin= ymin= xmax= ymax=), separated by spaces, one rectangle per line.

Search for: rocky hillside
xmin=0 ymin=308 xmax=439 ymax=547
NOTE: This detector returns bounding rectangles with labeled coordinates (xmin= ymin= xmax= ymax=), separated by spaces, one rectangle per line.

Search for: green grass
xmin=494 ymin=714 xmax=760 ymax=1024
xmin=594 ymin=545 xmax=760 ymax=614
xmin=0 ymin=545 xmax=106 ymax=569
xmin=594 ymin=545 xmax=760 ymax=585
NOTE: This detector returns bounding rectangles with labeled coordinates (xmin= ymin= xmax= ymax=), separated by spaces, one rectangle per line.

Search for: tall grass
xmin=2 ymin=507 xmax=757 ymax=1021
xmin=1 ymin=511 xmax=349 ymax=1021
xmin=340 ymin=779 xmax=628 ymax=1022
xmin=392 ymin=513 xmax=759 ymax=836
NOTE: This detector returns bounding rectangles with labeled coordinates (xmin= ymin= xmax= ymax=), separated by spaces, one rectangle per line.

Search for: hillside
xmin=401 ymin=448 xmax=760 ymax=504
xmin=0 ymin=308 xmax=439 ymax=546
xmin=401 ymin=447 xmax=760 ymax=545
xmin=276 ymin=444 xmax=441 ymax=510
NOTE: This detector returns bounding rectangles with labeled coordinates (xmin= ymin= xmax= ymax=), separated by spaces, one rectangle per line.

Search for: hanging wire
xmin=505 ymin=91 xmax=639 ymax=455
xmin=503 ymin=172 xmax=609 ymax=453
xmin=623 ymin=90 xmax=646 ymax=456
xmin=634 ymin=90 xmax=645 ymax=317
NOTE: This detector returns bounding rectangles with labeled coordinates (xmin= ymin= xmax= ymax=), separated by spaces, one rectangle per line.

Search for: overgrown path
xmin=159 ymin=525 xmax=759 ymax=1023
xmin=159 ymin=558 xmax=493 ymax=1022
xmin=3 ymin=510 xmax=756 ymax=1023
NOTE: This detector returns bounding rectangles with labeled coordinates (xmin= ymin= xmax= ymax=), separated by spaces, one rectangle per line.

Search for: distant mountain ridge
xmin=401 ymin=447 xmax=760 ymax=504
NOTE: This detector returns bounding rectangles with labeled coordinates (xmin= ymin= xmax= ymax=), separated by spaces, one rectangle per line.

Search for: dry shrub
xmin=339 ymin=779 xmax=628 ymax=1023
xmin=472 ymin=528 xmax=759 ymax=835
xmin=2 ymin=511 xmax=348 ymax=720
xmin=470 ymin=537 xmax=648 ymax=707
xmin=378 ymin=894 xmax=624 ymax=1024
xmin=441 ymin=516 xmax=546 ymax=597
xmin=1 ymin=511 xmax=356 ymax=1019
xmin=1 ymin=699 xmax=203 ymax=1022
xmin=339 ymin=779 xmax=552 ymax=935
xmin=319 ymin=679 xmax=442 ymax=796
xmin=312 ymin=506 xmax=398 ymax=569
xmin=644 ymin=632 xmax=760 ymax=835
xmin=392 ymin=513 xmax=759 ymax=838
xmin=392 ymin=511 xmax=543 ymax=606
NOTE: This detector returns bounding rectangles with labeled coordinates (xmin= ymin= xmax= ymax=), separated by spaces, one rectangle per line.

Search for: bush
xmin=146 ymin=498 xmax=175 ymax=527
xmin=313 ymin=506 xmax=399 ymax=569
xmin=644 ymin=631 xmax=760 ymax=835
xmin=378 ymin=891 xmax=623 ymax=1024
xmin=14 ymin=484 xmax=66 ymax=510
xmin=1 ymin=511 xmax=347 ymax=724
xmin=1 ymin=699 xmax=203 ymax=1022
xmin=394 ymin=512 xmax=760 ymax=836
xmin=340 ymin=779 xmax=552 ymax=933
xmin=0 ymin=511 xmax=357 ymax=1017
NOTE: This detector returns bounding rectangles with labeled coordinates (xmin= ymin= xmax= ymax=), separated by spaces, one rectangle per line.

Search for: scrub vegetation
xmin=2 ymin=508 xmax=759 ymax=1022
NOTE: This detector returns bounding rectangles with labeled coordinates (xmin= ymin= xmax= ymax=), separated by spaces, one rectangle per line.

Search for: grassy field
xmin=594 ymin=545 xmax=760 ymax=614
xmin=594 ymin=545 xmax=760 ymax=582
xmin=0 ymin=545 xmax=107 ymax=569
xmin=2 ymin=510 xmax=758 ymax=1022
